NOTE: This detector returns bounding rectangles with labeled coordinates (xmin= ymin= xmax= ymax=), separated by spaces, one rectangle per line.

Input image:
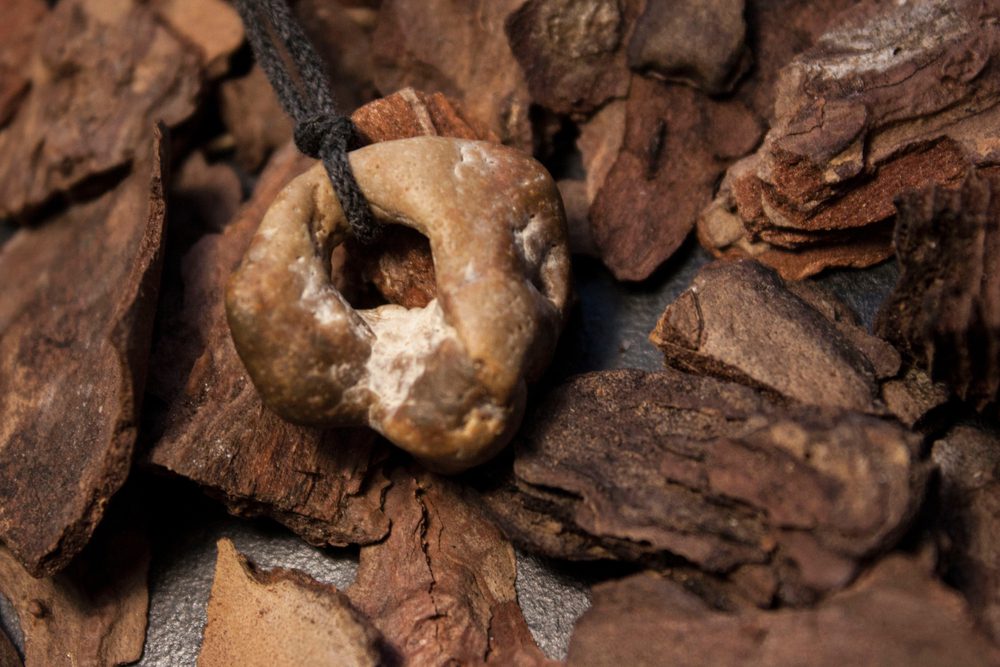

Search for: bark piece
xmin=0 ymin=528 xmax=149 ymax=667
xmin=371 ymin=0 xmax=533 ymax=148
xmin=219 ymin=65 xmax=295 ymax=172
xmin=627 ymin=0 xmax=748 ymax=94
xmin=567 ymin=556 xmax=1000 ymax=666
xmin=0 ymin=130 xmax=167 ymax=576
xmin=296 ymin=0 xmax=379 ymax=111
xmin=590 ymin=76 xmax=761 ymax=280
xmin=0 ymin=0 xmax=200 ymax=219
xmin=0 ymin=627 xmax=19 ymax=667
xmin=649 ymin=260 xmax=898 ymax=413
xmin=145 ymin=143 xmax=392 ymax=549
xmin=348 ymin=469 xmax=553 ymax=666
xmin=505 ymin=0 xmax=638 ymax=116
xmin=700 ymin=0 xmax=1000 ymax=277
xmin=876 ymin=168 xmax=1000 ymax=415
xmin=153 ymin=0 xmax=244 ymax=78
xmin=199 ymin=539 xmax=383 ymax=667
xmin=0 ymin=0 xmax=46 ymax=128
xmin=483 ymin=369 xmax=926 ymax=605
xmin=933 ymin=424 xmax=1000 ymax=642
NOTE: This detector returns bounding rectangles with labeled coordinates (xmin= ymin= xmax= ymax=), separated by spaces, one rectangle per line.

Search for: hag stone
xmin=226 ymin=137 xmax=571 ymax=472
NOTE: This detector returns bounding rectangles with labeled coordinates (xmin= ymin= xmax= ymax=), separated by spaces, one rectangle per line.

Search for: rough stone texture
xmin=0 ymin=0 xmax=46 ymax=128
xmin=700 ymin=0 xmax=1000 ymax=278
xmin=650 ymin=260 xmax=900 ymax=414
xmin=199 ymin=539 xmax=383 ymax=667
xmin=590 ymin=76 xmax=761 ymax=280
xmin=627 ymin=0 xmax=748 ymax=94
xmin=348 ymin=469 xmax=554 ymax=666
xmin=145 ymin=143 xmax=393 ymax=549
xmin=226 ymin=137 xmax=571 ymax=472
xmin=567 ymin=556 xmax=1000 ymax=666
xmin=0 ymin=526 xmax=149 ymax=667
xmin=371 ymin=0 xmax=533 ymax=149
xmin=0 ymin=131 xmax=167 ymax=576
xmin=484 ymin=369 xmax=927 ymax=605
xmin=505 ymin=0 xmax=639 ymax=116
xmin=877 ymin=167 xmax=1000 ymax=416
xmin=933 ymin=424 xmax=1000 ymax=643
xmin=0 ymin=0 xmax=200 ymax=219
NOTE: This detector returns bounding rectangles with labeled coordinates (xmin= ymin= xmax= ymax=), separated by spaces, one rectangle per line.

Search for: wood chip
xmin=0 ymin=129 xmax=167 ymax=576
xmin=0 ymin=525 xmax=149 ymax=667
xmin=371 ymin=0 xmax=533 ymax=149
xmin=505 ymin=0 xmax=639 ymax=116
xmin=589 ymin=76 xmax=761 ymax=280
xmin=876 ymin=167 xmax=1000 ymax=416
xmin=0 ymin=627 xmax=19 ymax=667
xmin=219 ymin=65 xmax=295 ymax=173
xmin=296 ymin=0 xmax=379 ymax=111
xmin=348 ymin=469 xmax=553 ymax=666
xmin=483 ymin=369 xmax=927 ymax=605
xmin=152 ymin=0 xmax=244 ymax=78
xmin=649 ymin=260 xmax=899 ymax=413
xmin=627 ymin=0 xmax=749 ymax=94
xmin=700 ymin=0 xmax=1000 ymax=277
xmin=933 ymin=424 xmax=1000 ymax=642
xmin=199 ymin=539 xmax=383 ymax=667
xmin=0 ymin=0 xmax=201 ymax=219
xmin=0 ymin=0 xmax=46 ymax=128
xmin=567 ymin=555 xmax=1000 ymax=666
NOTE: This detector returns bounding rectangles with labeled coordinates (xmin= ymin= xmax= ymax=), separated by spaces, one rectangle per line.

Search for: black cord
xmin=234 ymin=0 xmax=380 ymax=243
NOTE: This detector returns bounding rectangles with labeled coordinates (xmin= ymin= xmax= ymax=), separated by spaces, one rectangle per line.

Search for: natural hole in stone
xmin=341 ymin=224 xmax=437 ymax=310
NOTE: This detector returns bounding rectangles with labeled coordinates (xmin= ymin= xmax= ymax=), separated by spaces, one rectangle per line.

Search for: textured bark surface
xmin=348 ymin=469 xmax=554 ymax=666
xmin=505 ymin=0 xmax=638 ymax=116
xmin=0 ymin=528 xmax=149 ymax=667
xmin=933 ymin=424 xmax=1000 ymax=643
xmin=152 ymin=0 xmax=243 ymax=79
xmin=589 ymin=76 xmax=760 ymax=280
xmin=483 ymin=369 xmax=926 ymax=605
xmin=0 ymin=0 xmax=201 ymax=219
xmin=627 ymin=0 xmax=748 ymax=94
xmin=199 ymin=539 xmax=384 ymax=667
xmin=0 ymin=0 xmax=46 ymax=128
xmin=650 ymin=260 xmax=900 ymax=413
xmin=877 ymin=168 xmax=1000 ymax=416
xmin=0 ymin=131 xmax=167 ymax=576
xmin=700 ymin=0 xmax=1000 ymax=278
xmin=219 ymin=64 xmax=296 ymax=172
xmin=567 ymin=556 xmax=1000 ymax=667
xmin=0 ymin=627 xmax=19 ymax=667
xmin=371 ymin=0 xmax=533 ymax=149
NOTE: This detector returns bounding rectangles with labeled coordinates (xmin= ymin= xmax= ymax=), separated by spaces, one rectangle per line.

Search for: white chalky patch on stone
xmin=291 ymin=256 xmax=348 ymax=326
xmin=360 ymin=300 xmax=457 ymax=415
xmin=514 ymin=215 xmax=549 ymax=271
xmin=454 ymin=141 xmax=501 ymax=179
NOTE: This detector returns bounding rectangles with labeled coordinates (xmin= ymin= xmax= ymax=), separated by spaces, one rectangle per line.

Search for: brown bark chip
xmin=0 ymin=130 xmax=168 ymax=576
xmin=590 ymin=76 xmax=761 ymax=281
xmin=371 ymin=0 xmax=534 ymax=149
xmin=566 ymin=556 xmax=1000 ymax=667
xmin=933 ymin=424 xmax=1000 ymax=642
xmin=0 ymin=529 xmax=149 ymax=667
xmin=877 ymin=168 xmax=1000 ymax=416
xmin=700 ymin=0 xmax=1000 ymax=277
xmin=198 ymin=539 xmax=383 ymax=667
xmin=483 ymin=369 xmax=926 ymax=605
xmin=0 ymin=628 xmax=19 ymax=667
xmin=348 ymin=469 xmax=553 ymax=666
xmin=505 ymin=0 xmax=639 ymax=116
xmin=152 ymin=0 xmax=244 ymax=79
xmin=650 ymin=260 xmax=899 ymax=413
xmin=146 ymin=143 xmax=392 ymax=549
xmin=219 ymin=65 xmax=295 ymax=173
xmin=0 ymin=0 xmax=201 ymax=219
xmin=0 ymin=0 xmax=47 ymax=128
